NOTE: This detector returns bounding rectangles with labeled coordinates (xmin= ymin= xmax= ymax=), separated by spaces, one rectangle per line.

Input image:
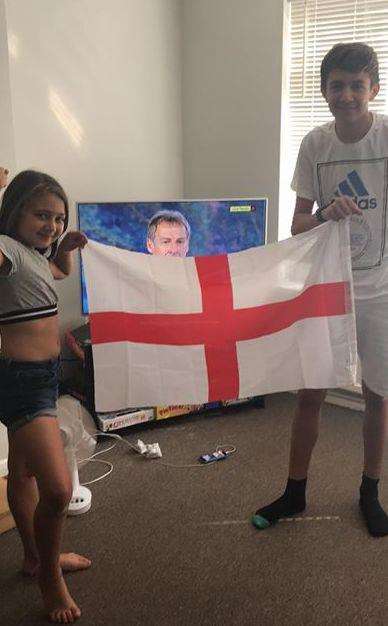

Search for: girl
xmin=0 ymin=170 xmax=89 ymax=623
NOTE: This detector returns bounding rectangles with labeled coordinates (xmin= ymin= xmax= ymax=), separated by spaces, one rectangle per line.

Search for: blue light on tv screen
xmin=78 ymin=199 xmax=267 ymax=315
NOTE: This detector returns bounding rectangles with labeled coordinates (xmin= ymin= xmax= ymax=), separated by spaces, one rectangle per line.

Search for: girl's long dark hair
xmin=0 ymin=170 xmax=69 ymax=258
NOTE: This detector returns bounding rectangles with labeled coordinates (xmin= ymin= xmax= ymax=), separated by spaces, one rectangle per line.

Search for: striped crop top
xmin=0 ymin=235 xmax=58 ymax=325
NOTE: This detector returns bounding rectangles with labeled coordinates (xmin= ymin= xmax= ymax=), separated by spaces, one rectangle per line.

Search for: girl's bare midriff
xmin=0 ymin=315 xmax=60 ymax=361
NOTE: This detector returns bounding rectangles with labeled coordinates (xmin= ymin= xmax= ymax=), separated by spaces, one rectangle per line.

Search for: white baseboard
xmin=325 ymin=388 xmax=364 ymax=412
xmin=290 ymin=387 xmax=365 ymax=412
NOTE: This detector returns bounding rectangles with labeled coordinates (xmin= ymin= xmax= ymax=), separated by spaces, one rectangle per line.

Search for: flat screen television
xmin=76 ymin=198 xmax=267 ymax=429
xmin=78 ymin=198 xmax=267 ymax=315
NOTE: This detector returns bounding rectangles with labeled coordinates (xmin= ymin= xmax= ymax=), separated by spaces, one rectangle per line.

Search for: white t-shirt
xmin=291 ymin=112 xmax=388 ymax=300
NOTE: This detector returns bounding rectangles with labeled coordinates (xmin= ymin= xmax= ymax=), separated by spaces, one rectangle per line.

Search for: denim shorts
xmin=0 ymin=357 xmax=59 ymax=433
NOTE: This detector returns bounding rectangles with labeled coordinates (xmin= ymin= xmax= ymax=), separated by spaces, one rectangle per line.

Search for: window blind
xmin=287 ymin=0 xmax=388 ymax=167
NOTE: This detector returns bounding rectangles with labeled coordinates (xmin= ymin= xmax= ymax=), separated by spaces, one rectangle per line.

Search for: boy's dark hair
xmin=147 ymin=210 xmax=191 ymax=241
xmin=321 ymin=42 xmax=379 ymax=93
xmin=0 ymin=170 xmax=69 ymax=258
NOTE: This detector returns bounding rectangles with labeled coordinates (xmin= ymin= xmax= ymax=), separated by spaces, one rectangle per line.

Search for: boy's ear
xmin=370 ymin=83 xmax=380 ymax=101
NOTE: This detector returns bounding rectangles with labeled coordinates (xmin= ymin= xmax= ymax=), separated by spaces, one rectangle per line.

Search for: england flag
xmin=82 ymin=220 xmax=357 ymax=412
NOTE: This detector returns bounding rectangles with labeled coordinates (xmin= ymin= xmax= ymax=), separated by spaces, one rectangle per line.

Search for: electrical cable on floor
xmin=77 ymin=431 xmax=155 ymax=486
xmin=77 ymin=432 xmax=120 ymax=486
xmin=77 ymin=431 xmax=237 ymax=484
xmin=81 ymin=459 xmax=114 ymax=485
xmin=159 ymin=444 xmax=237 ymax=468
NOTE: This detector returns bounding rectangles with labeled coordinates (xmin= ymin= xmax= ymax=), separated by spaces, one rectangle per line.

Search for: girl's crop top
xmin=0 ymin=235 xmax=58 ymax=325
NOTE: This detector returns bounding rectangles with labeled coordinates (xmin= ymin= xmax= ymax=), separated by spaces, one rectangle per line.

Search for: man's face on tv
xmin=147 ymin=220 xmax=189 ymax=257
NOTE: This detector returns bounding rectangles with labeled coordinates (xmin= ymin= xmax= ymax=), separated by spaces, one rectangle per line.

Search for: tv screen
xmin=77 ymin=198 xmax=267 ymax=315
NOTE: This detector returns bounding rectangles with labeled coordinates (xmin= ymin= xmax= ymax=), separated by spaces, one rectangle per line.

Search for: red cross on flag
xmin=82 ymin=220 xmax=357 ymax=413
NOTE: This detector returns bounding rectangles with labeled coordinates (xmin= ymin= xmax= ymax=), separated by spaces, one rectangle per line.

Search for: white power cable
xmin=78 ymin=431 xmax=237 ymax=483
xmin=81 ymin=459 xmax=114 ymax=485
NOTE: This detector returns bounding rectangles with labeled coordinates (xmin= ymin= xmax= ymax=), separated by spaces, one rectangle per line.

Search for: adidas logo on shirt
xmin=334 ymin=170 xmax=377 ymax=210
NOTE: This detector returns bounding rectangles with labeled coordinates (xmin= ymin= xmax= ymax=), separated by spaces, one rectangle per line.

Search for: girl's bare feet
xmin=23 ymin=553 xmax=91 ymax=577
xmin=60 ymin=553 xmax=91 ymax=572
xmin=39 ymin=573 xmax=81 ymax=623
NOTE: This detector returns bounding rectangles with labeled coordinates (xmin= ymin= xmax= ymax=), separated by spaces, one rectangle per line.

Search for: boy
xmin=253 ymin=42 xmax=388 ymax=537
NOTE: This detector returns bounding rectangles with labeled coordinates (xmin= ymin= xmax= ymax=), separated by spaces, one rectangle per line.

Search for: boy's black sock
xmin=359 ymin=474 xmax=388 ymax=537
xmin=252 ymin=478 xmax=307 ymax=529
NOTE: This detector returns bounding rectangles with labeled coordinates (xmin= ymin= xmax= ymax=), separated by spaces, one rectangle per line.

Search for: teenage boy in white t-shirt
xmin=253 ymin=42 xmax=388 ymax=537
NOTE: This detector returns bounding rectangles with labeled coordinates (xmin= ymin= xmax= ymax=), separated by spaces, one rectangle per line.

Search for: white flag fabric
xmin=82 ymin=220 xmax=357 ymax=412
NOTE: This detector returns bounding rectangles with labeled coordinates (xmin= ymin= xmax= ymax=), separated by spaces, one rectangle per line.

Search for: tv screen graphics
xmin=78 ymin=198 xmax=267 ymax=315
xmin=77 ymin=198 xmax=267 ymax=429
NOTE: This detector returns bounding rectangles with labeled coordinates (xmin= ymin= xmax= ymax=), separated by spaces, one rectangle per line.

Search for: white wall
xmin=182 ymin=0 xmax=285 ymax=244
xmin=3 ymin=0 xmax=184 ymax=332
xmin=0 ymin=1 xmax=15 ymax=170
xmin=0 ymin=0 xmax=184 ymax=473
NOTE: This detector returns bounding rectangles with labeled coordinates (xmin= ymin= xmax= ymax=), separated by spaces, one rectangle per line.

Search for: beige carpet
xmin=1 ymin=392 xmax=387 ymax=625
